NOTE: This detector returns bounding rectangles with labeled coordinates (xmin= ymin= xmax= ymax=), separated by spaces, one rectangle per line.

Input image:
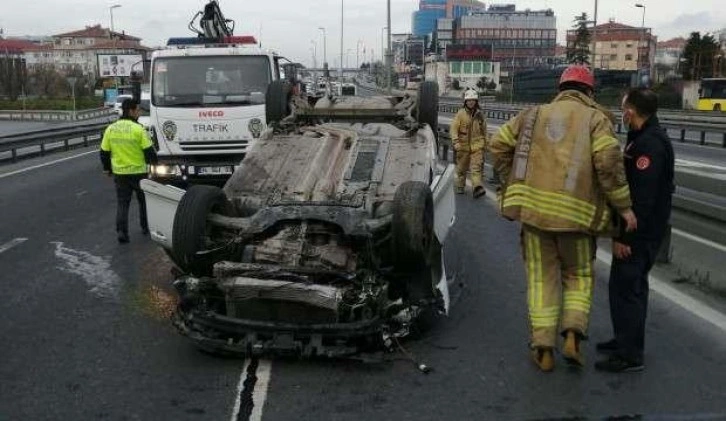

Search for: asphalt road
xmin=2 ymin=148 xmax=726 ymax=420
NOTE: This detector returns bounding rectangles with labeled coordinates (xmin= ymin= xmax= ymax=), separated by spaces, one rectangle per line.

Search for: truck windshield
xmin=152 ymin=55 xmax=271 ymax=107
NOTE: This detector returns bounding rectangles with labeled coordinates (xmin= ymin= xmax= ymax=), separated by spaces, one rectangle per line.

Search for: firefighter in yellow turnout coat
xmin=490 ymin=66 xmax=638 ymax=371
xmin=450 ymin=89 xmax=487 ymax=198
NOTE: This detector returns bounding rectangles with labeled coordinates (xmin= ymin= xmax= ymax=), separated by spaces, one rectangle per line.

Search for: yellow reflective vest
xmin=450 ymin=107 xmax=487 ymax=152
xmin=490 ymin=90 xmax=632 ymax=235
xmin=100 ymin=119 xmax=153 ymax=175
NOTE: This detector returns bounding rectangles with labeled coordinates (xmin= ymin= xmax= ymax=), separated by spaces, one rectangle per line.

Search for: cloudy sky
xmin=1 ymin=0 xmax=725 ymax=67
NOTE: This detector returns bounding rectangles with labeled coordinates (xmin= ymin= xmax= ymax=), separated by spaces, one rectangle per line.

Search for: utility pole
xmin=592 ymin=0 xmax=598 ymax=68
xmin=386 ymin=0 xmax=392 ymax=94
xmin=340 ymin=0 xmax=344 ymax=82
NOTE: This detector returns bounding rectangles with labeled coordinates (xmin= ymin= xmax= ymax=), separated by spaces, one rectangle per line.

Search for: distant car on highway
xmin=137 ymin=91 xmax=151 ymax=129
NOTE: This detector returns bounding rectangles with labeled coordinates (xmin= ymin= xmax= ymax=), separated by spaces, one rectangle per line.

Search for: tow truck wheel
xmin=417 ymin=81 xmax=439 ymax=135
xmin=266 ymin=80 xmax=292 ymax=126
xmin=172 ymin=185 xmax=233 ymax=276
xmin=392 ymin=181 xmax=434 ymax=271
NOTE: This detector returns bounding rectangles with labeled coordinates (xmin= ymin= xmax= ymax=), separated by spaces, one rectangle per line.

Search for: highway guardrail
xmin=0 ymin=123 xmax=107 ymax=162
xmin=0 ymin=108 xmax=116 ymax=122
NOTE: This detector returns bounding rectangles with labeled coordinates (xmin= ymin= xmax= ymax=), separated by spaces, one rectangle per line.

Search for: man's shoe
xmin=473 ymin=186 xmax=486 ymax=199
xmin=594 ymin=355 xmax=644 ymax=373
xmin=531 ymin=347 xmax=555 ymax=372
xmin=117 ymin=232 xmax=130 ymax=244
xmin=596 ymin=338 xmax=619 ymax=354
xmin=562 ymin=330 xmax=585 ymax=367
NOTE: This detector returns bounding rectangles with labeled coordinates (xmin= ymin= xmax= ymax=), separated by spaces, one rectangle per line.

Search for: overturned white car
xmin=141 ymin=81 xmax=456 ymax=357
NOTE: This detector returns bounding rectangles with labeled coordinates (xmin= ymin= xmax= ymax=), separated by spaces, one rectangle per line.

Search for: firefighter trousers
xmin=521 ymin=225 xmax=597 ymax=348
xmin=455 ymin=148 xmax=484 ymax=189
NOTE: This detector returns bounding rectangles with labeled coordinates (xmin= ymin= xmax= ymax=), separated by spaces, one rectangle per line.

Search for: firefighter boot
xmin=531 ymin=347 xmax=555 ymax=372
xmin=473 ymin=185 xmax=486 ymax=199
xmin=563 ymin=330 xmax=585 ymax=367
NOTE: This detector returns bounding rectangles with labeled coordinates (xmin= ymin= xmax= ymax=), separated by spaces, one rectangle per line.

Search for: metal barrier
xmin=0 ymin=108 xmax=116 ymax=122
xmin=439 ymin=102 xmax=726 ymax=148
xmin=0 ymin=123 xmax=108 ymax=162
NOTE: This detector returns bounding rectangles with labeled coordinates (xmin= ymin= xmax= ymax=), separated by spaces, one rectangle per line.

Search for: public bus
xmin=698 ymin=78 xmax=726 ymax=111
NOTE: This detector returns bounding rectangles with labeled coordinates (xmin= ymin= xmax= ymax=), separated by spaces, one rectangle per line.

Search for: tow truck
xmin=143 ymin=1 xmax=295 ymax=186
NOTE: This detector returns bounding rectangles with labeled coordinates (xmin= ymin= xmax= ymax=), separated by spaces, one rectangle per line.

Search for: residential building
xmin=654 ymin=37 xmax=686 ymax=81
xmin=568 ymin=20 xmax=656 ymax=72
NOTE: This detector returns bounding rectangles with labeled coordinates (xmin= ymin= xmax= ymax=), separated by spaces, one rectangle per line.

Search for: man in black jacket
xmin=595 ymin=88 xmax=675 ymax=372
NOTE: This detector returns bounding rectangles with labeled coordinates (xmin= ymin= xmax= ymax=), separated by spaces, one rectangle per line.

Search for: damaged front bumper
xmin=173 ymin=310 xmax=384 ymax=358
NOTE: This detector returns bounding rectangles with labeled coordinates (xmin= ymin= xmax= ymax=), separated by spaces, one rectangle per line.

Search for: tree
xmin=486 ymin=80 xmax=497 ymax=91
xmin=0 ymin=53 xmax=27 ymax=101
xmin=567 ymin=13 xmax=592 ymax=65
xmin=681 ymin=32 xmax=722 ymax=80
xmin=476 ymin=76 xmax=489 ymax=91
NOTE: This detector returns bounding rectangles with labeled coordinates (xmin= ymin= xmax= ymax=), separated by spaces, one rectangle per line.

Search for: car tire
xmin=172 ymin=185 xmax=233 ymax=276
xmin=417 ymin=81 xmax=439 ymax=135
xmin=392 ymin=181 xmax=435 ymax=271
xmin=266 ymin=80 xmax=292 ymax=126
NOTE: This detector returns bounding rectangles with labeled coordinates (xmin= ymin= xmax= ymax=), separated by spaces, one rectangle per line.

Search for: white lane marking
xmin=52 ymin=242 xmax=122 ymax=298
xmin=596 ymin=249 xmax=726 ymax=334
xmin=230 ymin=359 xmax=272 ymax=421
xmin=675 ymin=158 xmax=726 ymax=171
xmin=251 ymin=360 xmax=272 ymax=421
xmin=0 ymin=238 xmax=28 ymax=254
xmin=0 ymin=150 xmax=97 ymax=180
xmin=230 ymin=360 xmax=248 ymax=421
xmin=673 ymin=228 xmax=726 ymax=254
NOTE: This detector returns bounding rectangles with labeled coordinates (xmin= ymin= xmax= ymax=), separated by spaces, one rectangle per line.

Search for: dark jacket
xmin=617 ymin=116 xmax=675 ymax=244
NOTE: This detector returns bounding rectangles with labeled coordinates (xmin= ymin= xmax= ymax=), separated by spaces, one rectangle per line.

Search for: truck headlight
xmin=151 ymin=164 xmax=181 ymax=177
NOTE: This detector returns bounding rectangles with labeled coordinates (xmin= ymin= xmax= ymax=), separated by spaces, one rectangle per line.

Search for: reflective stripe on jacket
xmin=489 ymin=90 xmax=632 ymax=235
xmin=100 ymin=119 xmax=153 ymax=175
xmin=450 ymin=107 xmax=487 ymax=152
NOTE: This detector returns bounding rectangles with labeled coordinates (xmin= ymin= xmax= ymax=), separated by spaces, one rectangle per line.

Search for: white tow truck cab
xmin=147 ymin=35 xmax=282 ymax=186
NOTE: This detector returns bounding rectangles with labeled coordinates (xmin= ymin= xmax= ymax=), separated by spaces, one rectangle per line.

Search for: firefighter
xmin=489 ymin=65 xmax=638 ymax=372
xmin=450 ymin=89 xmax=487 ymax=198
xmin=100 ymin=99 xmax=157 ymax=244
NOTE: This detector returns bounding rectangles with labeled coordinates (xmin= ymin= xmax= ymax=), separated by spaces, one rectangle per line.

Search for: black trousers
xmin=114 ymin=174 xmax=148 ymax=235
xmin=608 ymin=239 xmax=661 ymax=362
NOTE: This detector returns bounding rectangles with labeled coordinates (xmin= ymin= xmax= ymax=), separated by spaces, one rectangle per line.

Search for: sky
xmin=1 ymin=0 xmax=725 ymax=68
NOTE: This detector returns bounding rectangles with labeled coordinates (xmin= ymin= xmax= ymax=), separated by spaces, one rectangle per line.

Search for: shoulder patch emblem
xmin=636 ymin=156 xmax=651 ymax=170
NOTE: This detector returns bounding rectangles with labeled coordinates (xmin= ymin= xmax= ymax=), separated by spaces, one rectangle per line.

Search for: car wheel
xmin=265 ymin=80 xmax=292 ymax=126
xmin=417 ymin=81 xmax=439 ymax=135
xmin=172 ymin=185 xmax=234 ymax=276
xmin=392 ymin=181 xmax=434 ymax=270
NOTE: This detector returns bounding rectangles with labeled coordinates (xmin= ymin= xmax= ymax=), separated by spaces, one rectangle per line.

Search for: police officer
xmin=490 ymin=65 xmax=637 ymax=372
xmin=595 ymin=88 xmax=675 ymax=373
xmin=450 ymin=89 xmax=487 ymax=198
xmin=100 ymin=99 xmax=157 ymax=244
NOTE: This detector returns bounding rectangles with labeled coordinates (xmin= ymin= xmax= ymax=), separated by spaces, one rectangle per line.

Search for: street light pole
xmin=592 ymin=0 xmax=599 ymax=68
xmin=318 ymin=27 xmax=327 ymax=68
xmin=635 ymin=4 xmax=646 ymax=72
xmin=386 ymin=0 xmax=392 ymax=94
xmin=340 ymin=0 xmax=344 ymax=81
xmin=109 ymin=4 xmax=121 ymax=38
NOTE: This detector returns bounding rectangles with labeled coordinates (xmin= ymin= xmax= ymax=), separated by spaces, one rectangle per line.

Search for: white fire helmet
xmin=464 ymin=89 xmax=479 ymax=102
